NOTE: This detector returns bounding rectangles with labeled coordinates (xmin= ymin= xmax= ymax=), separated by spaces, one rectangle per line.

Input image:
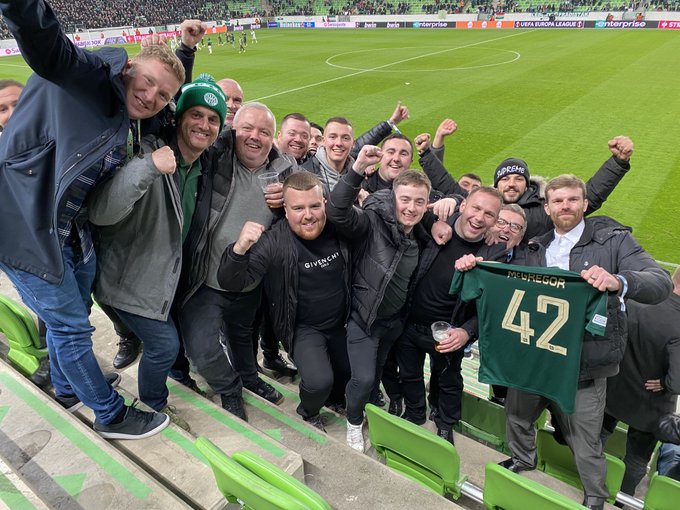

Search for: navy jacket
xmin=0 ymin=0 xmax=130 ymax=282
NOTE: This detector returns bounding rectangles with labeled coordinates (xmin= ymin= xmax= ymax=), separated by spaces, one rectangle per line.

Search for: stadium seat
xmin=455 ymin=391 xmax=548 ymax=455
xmin=231 ymin=451 xmax=331 ymax=510
xmin=195 ymin=437 xmax=329 ymax=510
xmin=603 ymin=423 xmax=628 ymax=460
xmin=365 ymin=403 xmax=468 ymax=499
xmin=483 ymin=462 xmax=585 ymax=510
xmin=0 ymin=297 xmax=47 ymax=381
xmin=643 ymin=474 xmax=680 ymax=510
xmin=536 ymin=428 xmax=625 ymax=503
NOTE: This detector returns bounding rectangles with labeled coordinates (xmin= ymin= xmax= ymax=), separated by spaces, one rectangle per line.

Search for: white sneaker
xmin=346 ymin=421 xmax=364 ymax=452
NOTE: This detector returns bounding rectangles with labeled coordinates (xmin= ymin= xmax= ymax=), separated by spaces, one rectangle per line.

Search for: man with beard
xmin=459 ymin=174 xmax=671 ymax=510
xmin=217 ymin=172 xmax=351 ymax=432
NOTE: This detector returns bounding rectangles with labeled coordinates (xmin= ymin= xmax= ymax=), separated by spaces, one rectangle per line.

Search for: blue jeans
xmin=658 ymin=443 xmax=680 ymax=477
xmin=0 ymin=243 xmax=124 ymax=424
xmin=112 ymin=308 xmax=180 ymax=411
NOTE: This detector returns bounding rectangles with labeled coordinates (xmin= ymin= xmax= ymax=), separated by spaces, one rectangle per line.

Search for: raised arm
xmin=350 ymin=102 xmax=409 ymax=159
xmin=327 ymin=145 xmax=383 ymax=238
xmin=585 ymin=136 xmax=633 ymax=215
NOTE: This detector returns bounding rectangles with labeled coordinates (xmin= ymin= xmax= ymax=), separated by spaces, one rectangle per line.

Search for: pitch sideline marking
xmin=252 ymin=30 xmax=533 ymax=101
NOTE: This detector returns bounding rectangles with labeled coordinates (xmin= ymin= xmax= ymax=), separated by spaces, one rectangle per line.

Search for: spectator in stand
xmin=600 ymin=266 xmax=680 ymax=497
xmin=178 ymin=102 xmax=298 ymax=421
xmin=0 ymin=0 xmax=185 ymax=439
xmin=218 ymin=172 xmax=352 ymax=432
xmin=0 ymin=78 xmax=22 ymax=133
xmin=326 ymin=147 xmax=435 ymax=452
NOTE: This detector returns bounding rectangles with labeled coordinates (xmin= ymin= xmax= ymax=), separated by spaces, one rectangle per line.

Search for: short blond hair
xmin=131 ymin=44 xmax=185 ymax=85
xmin=545 ymin=174 xmax=587 ymax=201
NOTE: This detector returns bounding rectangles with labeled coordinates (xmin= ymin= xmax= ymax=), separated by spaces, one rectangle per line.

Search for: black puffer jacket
xmin=514 ymin=216 xmax=672 ymax=381
xmin=326 ymin=169 xmax=437 ymax=333
xmin=216 ymin=221 xmax=351 ymax=355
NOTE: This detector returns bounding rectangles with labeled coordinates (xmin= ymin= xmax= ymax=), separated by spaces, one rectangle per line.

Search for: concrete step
xmin=0 ymin=359 xmax=189 ymax=509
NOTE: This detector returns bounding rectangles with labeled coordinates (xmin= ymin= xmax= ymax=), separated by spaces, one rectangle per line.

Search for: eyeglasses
xmin=496 ymin=218 xmax=524 ymax=233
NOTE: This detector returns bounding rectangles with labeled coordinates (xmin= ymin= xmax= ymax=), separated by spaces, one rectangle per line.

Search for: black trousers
xmin=397 ymin=322 xmax=464 ymax=430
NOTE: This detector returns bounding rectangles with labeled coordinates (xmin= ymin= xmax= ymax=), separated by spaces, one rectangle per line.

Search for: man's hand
xmin=431 ymin=220 xmax=453 ymax=246
xmin=152 ymin=146 xmax=176 ymax=174
xmin=141 ymin=33 xmax=168 ymax=47
xmin=352 ymin=145 xmax=383 ymax=175
xmin=436 ymin=328 xmax=469 ymax=353
xmin=455 ymin=254 xmax=482 ymax=272
xmin=581 ymin=265 xmax=621 ymax=293
xmin=180 ymin=19 xmax=207 ymax=48
xmin=234 ymin=221 xmax=265 ymax=255
xmin=427 ymin=197 xmax=457 ymax=222
xmin=432 ymin=118 xmax=458 ymax=149
xmin=264 ymin=182 xmax=284 ymax=208
xmin=645 ymin=379 xmax=663 ymax=392
xmin=357 ymin=188 xmax=370 ymax=207
xmin=415 ymin=133 xmax=431 ymax=155
xmin=608 ymin=135 xmax=634 ymax=162
xmin=389 ymin=101 xmax=409 ymax=125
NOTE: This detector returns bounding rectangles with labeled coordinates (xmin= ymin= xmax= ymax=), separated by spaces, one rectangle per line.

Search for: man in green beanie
xmin=88 ymin=75 xmax=227 ymax=432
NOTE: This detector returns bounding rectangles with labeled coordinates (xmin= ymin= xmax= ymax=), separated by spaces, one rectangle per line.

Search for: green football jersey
xmin=450 ymin=261 xmax=608 ymax=413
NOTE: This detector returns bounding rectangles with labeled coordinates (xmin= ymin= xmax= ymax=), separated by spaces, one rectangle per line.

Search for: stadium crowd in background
xmin=0 ymin=1 xmax=678 ymax=509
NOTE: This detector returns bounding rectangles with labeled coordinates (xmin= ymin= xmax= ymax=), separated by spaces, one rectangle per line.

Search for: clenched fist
xmin=152 ymin=146 xmax=176 ymax=175
xmin=234 ymin=221 xmax=265 ymax=255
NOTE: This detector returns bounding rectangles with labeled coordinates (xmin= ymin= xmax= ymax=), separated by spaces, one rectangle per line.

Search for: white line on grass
xmin=325 ymin=46 xmax=520 ymax=73
xmin=252 ymin=30 xmax=533 ymax=101
xmin=0 ymin=62 xmax=29 ymax=68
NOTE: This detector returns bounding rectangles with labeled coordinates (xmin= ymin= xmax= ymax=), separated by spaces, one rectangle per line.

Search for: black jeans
xmin=345 ymin=316 xmax=404 ymax=425
xmin=397 ymin=322 xmax=464 ymax=430
xmin=601 ymin=413 xmax=658 ymax=496
xmin=291 ymin=324 xmax=349 ymax=418
xmin=179 ymin=284 xmax=262 ymax=396
xmin=251 ymin=290 xmax=281 ymax=361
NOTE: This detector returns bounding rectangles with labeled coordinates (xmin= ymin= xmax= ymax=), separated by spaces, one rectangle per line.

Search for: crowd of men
xmin=1 ymin=2 xmax=678 ymax=509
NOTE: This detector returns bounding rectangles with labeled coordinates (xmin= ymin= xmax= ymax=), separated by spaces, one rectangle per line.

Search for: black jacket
xmin=514 ymin=216 xmax=672 ymax=381
xmin=216 ymin=221 xmax=351 ymax=354
xmin=180 ymin=129 xmax=296 ymax=305
xmin=326 ymin=169 xmax=437 ymax=333
xmin=605 ymin=293 xmax=680 ymax=432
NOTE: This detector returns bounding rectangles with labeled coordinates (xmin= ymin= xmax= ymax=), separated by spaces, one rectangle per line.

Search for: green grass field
xmin=1 ymin=28 xmax=678 ymax=266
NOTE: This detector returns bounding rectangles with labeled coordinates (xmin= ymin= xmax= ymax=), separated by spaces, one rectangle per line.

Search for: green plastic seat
xmin=365 ymin=403 xmax=468 ymax=499
xmin=232 ymin=451 xmax=331 ymax=510
xmin=483 ymin=462 xmax=585 ymax=509
xmin=0 ymin=299 xmax=47 ymax=379
xmin=195 ymin=437 xmax=327 ymax=510
xmin=603 ymin=423 xmax=628 ymax=460
xmin=455 ymin=390 xmax=548 ymax=455
xmin=644 ymin=473 xmax=680 ymax=510
xmin=536 ymin=428 xmax=625 ymax=503
xmin=0 ymin=294 xmax=41 ymax=348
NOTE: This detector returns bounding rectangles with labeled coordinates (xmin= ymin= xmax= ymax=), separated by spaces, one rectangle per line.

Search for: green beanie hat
xmin=175 ymin=74 xmax=227 ymax=130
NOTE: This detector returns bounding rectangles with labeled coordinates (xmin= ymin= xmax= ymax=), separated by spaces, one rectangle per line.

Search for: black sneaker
xmin=263 ymin=353 xmax=298 ymax=378
xmin=401 ymin=412 xmax=426 ymax=426
xmin=112 ymin=334 xmax=141 ymax=369
xmin=437 ymin=427 xmax=455 ymax=445
xmin=182 ymin=378 xmax=208 ymax=398
xmin=388 ymin=396 xmax=403 ymax=417
xmin=371 ymin=389 xmax=386 ymax=407
xmin=94 ymin=400 xmax=169 ymax=440
xmin=325 ymin=402 xmax=347 ymax=417
xmin=303 ymin=414 xmax=327 ymax=433
xmin=429 ymin=406 xmax=439 ymax=422
xmin=220 ymin=394 xmax=247 ymax=421
xmin=56 ymin=373 xmax=122 ymax=413
xmin=245 ymin=378 xmax=284 ymax=405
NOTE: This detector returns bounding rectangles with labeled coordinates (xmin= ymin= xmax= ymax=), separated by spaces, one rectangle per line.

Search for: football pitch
xmin=1 ymin=28 xmax=678 ymax=266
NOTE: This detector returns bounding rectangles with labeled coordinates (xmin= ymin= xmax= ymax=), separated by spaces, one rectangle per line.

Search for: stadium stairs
xmin=0 ymin=271 xmax=645 ymax=509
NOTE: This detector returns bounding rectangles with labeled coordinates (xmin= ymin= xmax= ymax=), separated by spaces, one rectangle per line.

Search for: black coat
xmin=605 ymin=293 xmax=680 ymax=432
xmin=514 ymin=216 xmax=672 ymax=380
xmin=326 ymin=169 xmax=437 ymax=333
xmin=216 ymin=221 xmax=351 ymax=354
